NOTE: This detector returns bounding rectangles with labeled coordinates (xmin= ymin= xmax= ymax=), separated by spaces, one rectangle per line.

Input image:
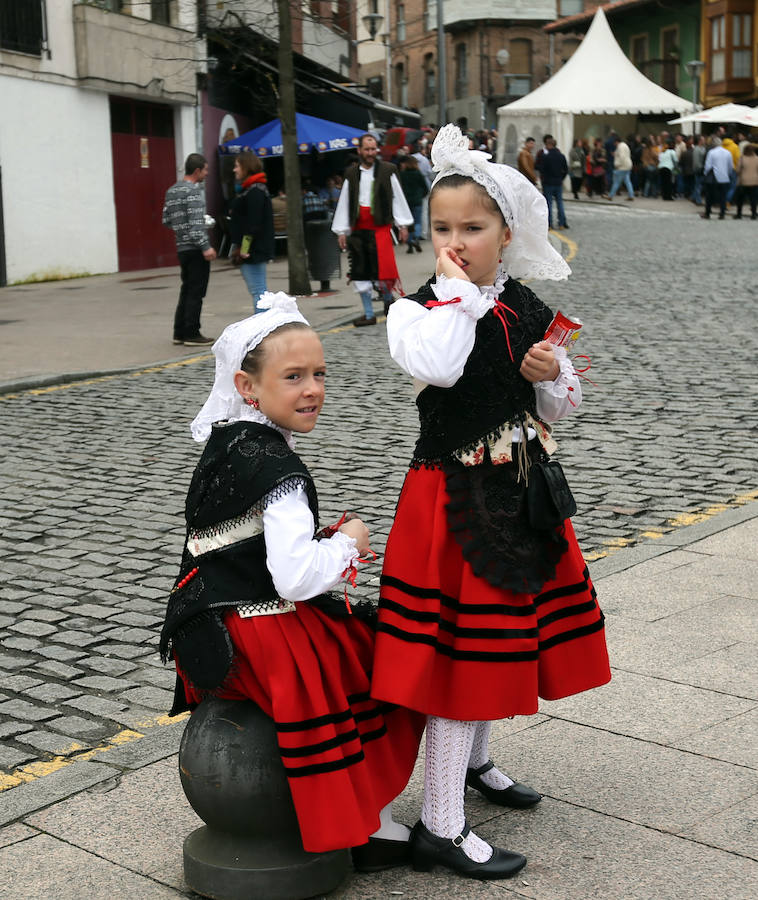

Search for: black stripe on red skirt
xmin=376 ymin=621 xmax=540 ymax=662
xmin=275 ymin=695 xmax=391 ymax=778
xmin=381 ymin=574 xmax=535 ymax=617
xmin=377 ymin=565 xmax=603 ymax=662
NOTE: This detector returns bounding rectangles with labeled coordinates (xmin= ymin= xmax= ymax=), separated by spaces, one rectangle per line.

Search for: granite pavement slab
xmin=502 ymin=718 xmax=758 ymax=836
xmin=25 ymin=757 xmax=202 ymax=884
xmin=543 ymin=668 xmax=756 ymax=743
xmin=0 ymin=833 xmax=182 ymax=899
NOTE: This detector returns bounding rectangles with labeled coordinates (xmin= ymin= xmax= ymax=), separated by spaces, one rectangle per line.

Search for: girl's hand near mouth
xmin=435 ymin=246 xmax=470 ymax=282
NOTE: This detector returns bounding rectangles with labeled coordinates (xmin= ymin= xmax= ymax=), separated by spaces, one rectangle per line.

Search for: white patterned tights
xmin=468 ymin=721 xmax=515 ymax=790
xmin=420 ymin=716 xmax=494 ymax=863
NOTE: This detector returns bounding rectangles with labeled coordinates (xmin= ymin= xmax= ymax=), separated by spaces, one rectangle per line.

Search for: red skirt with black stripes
xmin=178 ymin=605 xmax=425 ymax=853
xmin=371 ymin=465 xmax=611 ymax=721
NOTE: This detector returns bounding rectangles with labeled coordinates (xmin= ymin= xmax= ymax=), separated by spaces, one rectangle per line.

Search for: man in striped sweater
xmin=162 ymin=153 xmax=217 ymax=345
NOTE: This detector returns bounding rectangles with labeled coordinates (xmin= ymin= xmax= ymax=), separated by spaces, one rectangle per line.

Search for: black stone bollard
xmin=179 ymin=697 xmax=350 ymax=899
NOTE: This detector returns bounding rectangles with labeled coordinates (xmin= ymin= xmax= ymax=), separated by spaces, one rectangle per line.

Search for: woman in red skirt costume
xmin=160 ymin=293 xmax=424 ymax=867
xmin=371 ymin=125 xmax=611 ymax=879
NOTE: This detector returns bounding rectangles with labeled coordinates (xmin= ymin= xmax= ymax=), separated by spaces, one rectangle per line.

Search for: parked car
xmin=379 ymin=127 xmax=424 ymax=161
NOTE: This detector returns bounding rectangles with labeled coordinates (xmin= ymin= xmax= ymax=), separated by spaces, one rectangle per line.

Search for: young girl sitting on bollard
xmin=370 ymin=125 xmax=611 ymax=880
xmin=160 ymin=292 xmax=424 ymax=867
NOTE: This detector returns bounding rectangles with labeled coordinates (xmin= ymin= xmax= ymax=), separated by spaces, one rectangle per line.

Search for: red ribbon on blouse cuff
xmin=571 ymin=354 xmax=598 ymax=388
xmin=425 ymin=294 xmax=519 ymax=363
xmin=424 ymin=296 xmax=462 ymax=308
xmin=341 ymin=548 xmax=377 ymax=614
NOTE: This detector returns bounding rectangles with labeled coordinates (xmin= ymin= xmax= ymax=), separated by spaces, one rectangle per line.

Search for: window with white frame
xmin=508 ymin=38 xmax=532 ymax=96
xmin=424 ymin=53 xmax=436 ymax=107
xmin=559 ymin=0 xmax=583 ymax=14
xmin=711 ymin=15 xmax=726 ymax=81
xmin=397 ymin=4 xmax=406 ymax=42
xmin=661 ymin=25 xmax=679 ymax=92
xmin=732 ymin=12 xmax=753 ymax=77
xmin=630 ymin=34 xmax=649 ymax=70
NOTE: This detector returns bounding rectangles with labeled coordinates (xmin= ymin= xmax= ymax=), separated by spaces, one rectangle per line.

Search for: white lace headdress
xmin=190 ymin=292 xmax=309 ymax=444
xmin=430 ymin=124 xmax=570 ymax=282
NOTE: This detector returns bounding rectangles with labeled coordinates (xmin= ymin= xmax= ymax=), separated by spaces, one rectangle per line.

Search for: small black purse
xmin=527 ymin=459 xmax=577 ymax=530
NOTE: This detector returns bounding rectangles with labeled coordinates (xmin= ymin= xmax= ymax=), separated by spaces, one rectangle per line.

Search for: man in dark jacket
xmin=332 ymin=134 xmax=414 ymax=325
xmin=535 ymin=135 xmax=569 ymax=230
xmin=162 ymin=153 xmax=217 ymax=345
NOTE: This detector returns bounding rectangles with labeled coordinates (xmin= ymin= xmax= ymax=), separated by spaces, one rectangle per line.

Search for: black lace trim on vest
xmin=443 ymin=441 xmax=568 ymax=595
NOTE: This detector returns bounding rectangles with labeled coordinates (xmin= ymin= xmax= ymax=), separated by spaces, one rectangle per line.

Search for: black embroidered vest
xmin=405 ymin=278 xmax=569 ymax=594
xmin=408 ymin=277 xmax=554 ymax=465
xmin=159 ymin=422 xmax=319 ymax=698
xmin=346 ymin=160 xmax=395 ymax=226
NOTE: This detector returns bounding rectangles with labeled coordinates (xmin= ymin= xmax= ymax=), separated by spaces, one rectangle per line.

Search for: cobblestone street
xmin=1 ymin=203 xmax=756 ymax=793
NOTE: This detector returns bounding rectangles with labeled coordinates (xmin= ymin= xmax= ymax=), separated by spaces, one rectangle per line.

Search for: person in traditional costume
xmin=160 ymin=293 xmax=425 ymax=868
xmin=332 ymin=134 xmax=414 ymax=326
xmin=370 ymin=125 xmax=611 ymax=880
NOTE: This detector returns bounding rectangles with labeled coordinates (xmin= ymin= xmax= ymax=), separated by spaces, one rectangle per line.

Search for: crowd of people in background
xmin=204 ymin=121 xmax=757 ymax=313
xmin=164 ymin=120 xmax=755 ymax=341
xmin=556 ymin=127 xmax=758 ymax=219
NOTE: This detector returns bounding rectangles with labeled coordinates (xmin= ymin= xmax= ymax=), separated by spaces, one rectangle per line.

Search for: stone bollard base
xmin=184 ymin=827 xmax=349 ymax=900
xmin=178 ymin=698 xmax=351 ymax=899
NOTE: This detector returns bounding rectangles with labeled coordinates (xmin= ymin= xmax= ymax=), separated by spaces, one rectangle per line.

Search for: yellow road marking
xmin=0 ymin=712 xmax=189 ymax=794
xmin=584 ymin=487 xmax=758 ymax=562
xmin=549 ymin=230 xmax=578 ymax=263
xmin=3 ymin=487 xmax=754 ymax=791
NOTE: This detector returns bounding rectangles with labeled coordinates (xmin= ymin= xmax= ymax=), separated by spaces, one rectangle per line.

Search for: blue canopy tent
xmin=220 ymin=113 xmax=365 ymax=157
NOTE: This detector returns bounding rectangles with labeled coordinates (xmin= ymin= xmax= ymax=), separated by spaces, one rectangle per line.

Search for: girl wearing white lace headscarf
xmin=161 ymin=293 xmax=425 ymax=868
xmin=370 ymin=125 xmax=611 ymax=880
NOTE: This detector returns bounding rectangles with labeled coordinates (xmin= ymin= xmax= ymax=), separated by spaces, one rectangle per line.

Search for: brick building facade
xmin=359 ymin=1 xmax=578 ymax=130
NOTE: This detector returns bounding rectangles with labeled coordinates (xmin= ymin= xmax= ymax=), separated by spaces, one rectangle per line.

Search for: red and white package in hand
xmin=543 ymin=311 xmax=582 ymax=349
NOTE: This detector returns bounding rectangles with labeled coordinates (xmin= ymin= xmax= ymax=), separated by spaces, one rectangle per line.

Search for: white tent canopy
xmin=496 ymin=8 xmax=692 ymax=164
xmin=669 ymin=103 xmax=758 ymax=128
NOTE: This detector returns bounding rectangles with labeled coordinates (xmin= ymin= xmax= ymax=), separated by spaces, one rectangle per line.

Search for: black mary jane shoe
xmin=466 ymin=760 xmax=542 ymax=809
xmin=409 ymin=820 xmax=526 ymax=880
xmin=351 ymin=836 xmax=411 ymax=872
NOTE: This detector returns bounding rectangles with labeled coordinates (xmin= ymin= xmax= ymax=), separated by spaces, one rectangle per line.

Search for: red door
xmin=110 ymin=97 xmax=179 ymax=271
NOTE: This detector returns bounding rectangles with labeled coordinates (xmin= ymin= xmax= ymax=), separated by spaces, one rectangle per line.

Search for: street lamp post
xmin=437 ymin=0 xmax=446 ymax=127
xmin=352 ymin=3 xmax=385 ymax=104
xmin=685 ymin=59 xmax=705 ymax=134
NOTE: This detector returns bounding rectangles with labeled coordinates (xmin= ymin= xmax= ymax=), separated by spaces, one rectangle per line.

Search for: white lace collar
xmin=226 ymin=406 xmax=295 ymax=450
xmin=479 ymin=263 xmax=509 ymax=302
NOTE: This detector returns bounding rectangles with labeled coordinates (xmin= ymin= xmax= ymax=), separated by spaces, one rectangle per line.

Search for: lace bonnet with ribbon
xmin=190 ymin=292 xmax=309 ymax=444
xmin=430 ymin=124 xmax=570 ymax=282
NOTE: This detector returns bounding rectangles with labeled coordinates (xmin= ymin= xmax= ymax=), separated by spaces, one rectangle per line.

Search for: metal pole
xmin=385 ymin=0 xmax=392 ymax=103
xmin=437 ymin=0 xmax=446 ymax=126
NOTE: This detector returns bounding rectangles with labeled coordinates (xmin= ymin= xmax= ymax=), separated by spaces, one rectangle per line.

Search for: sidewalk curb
xmin=0 ymin=717 xmax=187 ymax=828
xmin=0 ymin=313 xmax=359 ymax=396
xmin=588 ymin=498 xmax=758 ymax=579
xmin=2 ymin=500 xmax=756 ymax=827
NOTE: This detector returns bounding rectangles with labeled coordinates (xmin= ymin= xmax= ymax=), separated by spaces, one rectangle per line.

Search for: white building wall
xmin=175 ymin=104 xmax=201 ymax=176
xmin=0 ymin=77 xmax=118 ymax=283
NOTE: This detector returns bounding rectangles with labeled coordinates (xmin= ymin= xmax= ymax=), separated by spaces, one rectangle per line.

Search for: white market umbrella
xmin=669 ymin=103 xmax=758 ymax=128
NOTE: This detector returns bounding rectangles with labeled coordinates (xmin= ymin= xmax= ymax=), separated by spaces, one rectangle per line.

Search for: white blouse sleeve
xmin=534 ymin=346 xmax=583 ymax=422
xmin=386 ymin=277 xmax=494 ymax=387
xmin=331 ymin=182 xmax=351 ymax=235
xmin=390 ymin=173 xmax=415 ymax=227
xmin=263 ymin=484 xmax=359 ymax=602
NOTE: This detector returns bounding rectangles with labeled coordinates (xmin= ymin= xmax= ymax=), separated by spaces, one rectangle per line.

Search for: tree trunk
xmin=277 ymin=0 xmax=311 ymax=295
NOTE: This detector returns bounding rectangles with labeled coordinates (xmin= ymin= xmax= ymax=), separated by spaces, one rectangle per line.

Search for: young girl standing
xmin=371 ymin=125 xmax=611 ymax=879
xmin=160 ymin=293 xmax=424 ymax=864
